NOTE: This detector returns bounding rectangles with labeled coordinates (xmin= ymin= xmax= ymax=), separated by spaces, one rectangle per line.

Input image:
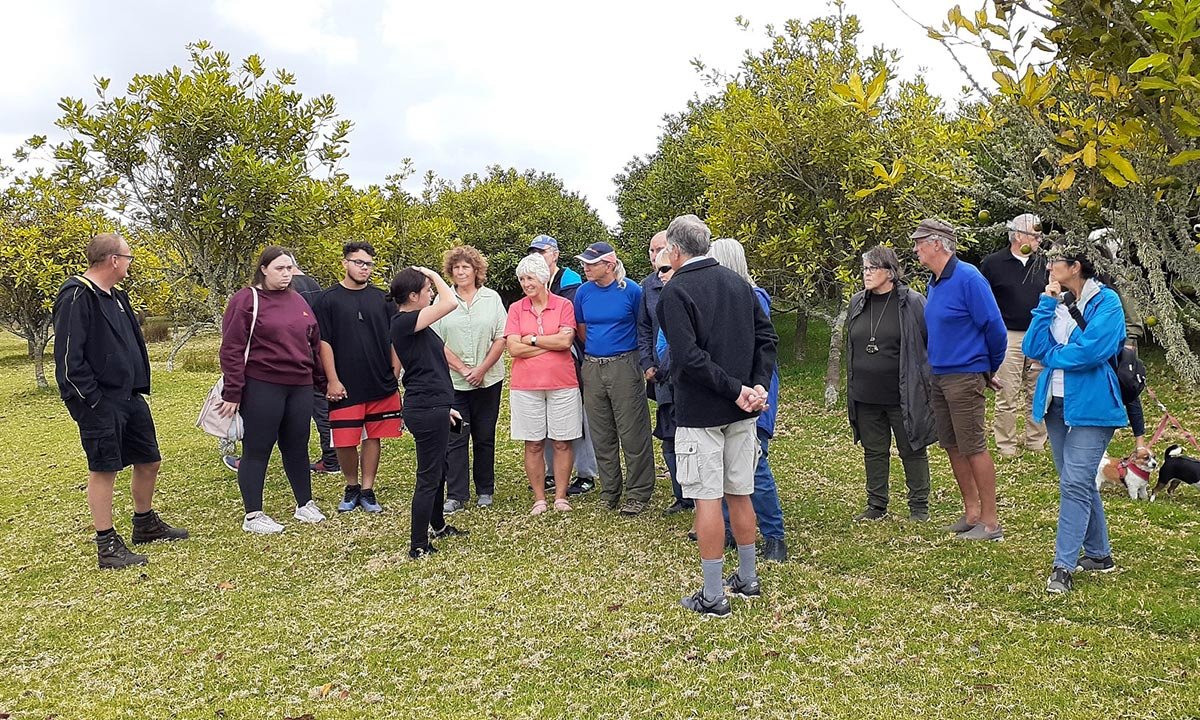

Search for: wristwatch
xmin=531 ymin=335 xmax=538 ymax=346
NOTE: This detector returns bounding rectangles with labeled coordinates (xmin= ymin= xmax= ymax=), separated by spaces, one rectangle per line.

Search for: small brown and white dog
xmin=1095 ymin=446 xmax=1158 ymax=500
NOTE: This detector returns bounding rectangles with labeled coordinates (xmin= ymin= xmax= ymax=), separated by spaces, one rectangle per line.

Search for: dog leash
xmin=1145 ymin=385 xmax=1200 ymax=451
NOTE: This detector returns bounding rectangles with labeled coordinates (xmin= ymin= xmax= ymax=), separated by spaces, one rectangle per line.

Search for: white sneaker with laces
xmin=294 ymin=500 xmax=327 ymax=524
xmin=243 ymin=511 xmax=285 ymax=534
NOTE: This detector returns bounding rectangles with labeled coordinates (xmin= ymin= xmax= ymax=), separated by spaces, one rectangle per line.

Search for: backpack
xmin=1063 ymin=292 xmax=1146 ymax=404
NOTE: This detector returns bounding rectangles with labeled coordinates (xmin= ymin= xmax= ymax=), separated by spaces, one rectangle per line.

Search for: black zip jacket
xmin=52 ymin=276 xmax=151 ymax=408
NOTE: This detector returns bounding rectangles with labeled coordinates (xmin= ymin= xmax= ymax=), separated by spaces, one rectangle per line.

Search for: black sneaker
xmin=662 ymin=500 xmax=694 ymax=516
xmin=1046 ymin=566 xmax=1073 ymax=594
xmin=725 ymin=572 xmax=761 ymax=598
xmin=760 ymin=538 xmax=788 ymax=563
xmin=567 ymin=477 xmax=596 ymax=495
xmin=1075 ymin=555 xmax=1116 ymax=573
xmin=544 ymin=476 xmax=556 ymax=491
xmin=131 ymin=510 xmax=190 ymax=544
xmin=338 ymin=485 xmax=361 ymax=513
xmin=854 ymin=507 xmax=887 ymax=521
xmin=429 ymin=524 xmax=469 ymax=539
xmin=680 ymin=589 xmax=731 ymax=618
xmin=408 ymin=544 xmax=440 ymax=560
xmin=96 ymin=532 xmax=148 ymax=569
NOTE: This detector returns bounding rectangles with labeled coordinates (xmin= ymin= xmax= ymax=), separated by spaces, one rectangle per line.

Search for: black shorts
xmin=66 ymin=394 xmax=162 ymax=473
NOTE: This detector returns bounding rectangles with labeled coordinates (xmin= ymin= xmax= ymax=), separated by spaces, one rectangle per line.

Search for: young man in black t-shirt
xmin=313 ymin=242 xmax=403 ymax=513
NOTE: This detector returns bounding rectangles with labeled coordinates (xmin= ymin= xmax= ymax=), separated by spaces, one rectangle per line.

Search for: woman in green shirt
xmin=433 ymin=246 xmax=509 ymax=512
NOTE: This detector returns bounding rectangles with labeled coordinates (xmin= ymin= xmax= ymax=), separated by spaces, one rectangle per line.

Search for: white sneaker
xmin=243 ymin=511 xmax=285 ymax=534
xmin=294 ymin=500 xmax=327 ymax=524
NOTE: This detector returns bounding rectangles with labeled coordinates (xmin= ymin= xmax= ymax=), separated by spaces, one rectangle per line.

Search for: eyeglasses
xmin=346 ymin=259 xmax=375 ymax=269
xmin=112 ymin=253 xmax=135 ymax=262
xmin=528 ymin=248 xmax=547 ymax=255
xmin=862 ymin=265 xmax=883 ymax=272
xmin=657 ymin=266 xmax=672 ymax=274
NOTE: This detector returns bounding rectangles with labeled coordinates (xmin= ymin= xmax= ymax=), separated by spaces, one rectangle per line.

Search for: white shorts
xmin=510 ymin=388 xmax=584 ymax=442
xmin=675 ymin=417 xmax=759 ymax=500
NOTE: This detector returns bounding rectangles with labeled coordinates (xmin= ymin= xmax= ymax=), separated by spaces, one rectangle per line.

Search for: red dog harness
xmin=1117 ymin=459 xmax=1151 ymax=488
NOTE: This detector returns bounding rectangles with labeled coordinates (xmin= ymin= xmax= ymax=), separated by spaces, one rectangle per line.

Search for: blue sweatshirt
xmin=925 ymin=257 xmax=1007 ymax=375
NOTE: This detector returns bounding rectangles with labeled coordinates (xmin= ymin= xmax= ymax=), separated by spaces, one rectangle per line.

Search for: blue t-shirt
xmin=574 ymin=280 xmax=642 ymax=357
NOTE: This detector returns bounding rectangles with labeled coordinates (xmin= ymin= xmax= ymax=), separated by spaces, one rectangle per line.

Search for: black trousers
xmin=445 ymin=381 xmax=502 ymax=501
xmin=854 ymin=401 xmax=929 ymax=513
xmin=312 ymin=389 xmax=338 ymax=466
xmin=406 ymin=405 xmax=450 ymax=550
xmin=238 ymin=378 xmax=313 ymax=514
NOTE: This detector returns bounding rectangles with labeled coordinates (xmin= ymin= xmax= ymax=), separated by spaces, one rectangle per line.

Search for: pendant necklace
xmin=865 ymin=290 xmax=892 ymax=354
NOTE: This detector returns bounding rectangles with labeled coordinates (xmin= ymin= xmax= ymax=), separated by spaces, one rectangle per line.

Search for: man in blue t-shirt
xmin=914 ymin=219 xmax=1008 ymax=542
xmin=574 ymin=241 xmax=656 ymax=515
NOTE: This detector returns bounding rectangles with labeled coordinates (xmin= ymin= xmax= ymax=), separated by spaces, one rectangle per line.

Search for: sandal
xmin=553 ymin=498 xmax=572 ymax=512
xmin=530 ymin=500 xmax=548 ymax=516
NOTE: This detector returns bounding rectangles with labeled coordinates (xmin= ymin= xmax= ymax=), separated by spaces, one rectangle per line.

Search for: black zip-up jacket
xmin=656 ymin=257 xmax=777 ymax=428
xmin=52 ymin=275 xmax=151 ymax=408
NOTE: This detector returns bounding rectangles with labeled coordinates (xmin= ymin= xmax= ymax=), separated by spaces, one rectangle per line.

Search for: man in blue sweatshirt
xmin=913 ymin=219 xmax=1008 ymax=541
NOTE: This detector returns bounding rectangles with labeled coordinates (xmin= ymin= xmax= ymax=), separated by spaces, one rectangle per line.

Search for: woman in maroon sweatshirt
xmin=218 ymin=246 xmax=327 ymax=534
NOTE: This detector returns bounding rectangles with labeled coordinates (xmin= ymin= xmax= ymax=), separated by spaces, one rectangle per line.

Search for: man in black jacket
xmin=657 ymin=215 xmax=778 ymax=617
xmin=53 ymin=233 xmax=188 ymax=569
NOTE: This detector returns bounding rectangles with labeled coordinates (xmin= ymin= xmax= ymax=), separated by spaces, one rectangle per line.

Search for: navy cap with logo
xmin=528 ymin=234 xmax=558 ymax=251
xmin=576 ymin=241 xmax=617 ymax=264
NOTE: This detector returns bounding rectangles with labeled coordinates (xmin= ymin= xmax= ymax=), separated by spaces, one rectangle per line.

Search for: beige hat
xmin=910 ymin=218 xmax=957 ymax=244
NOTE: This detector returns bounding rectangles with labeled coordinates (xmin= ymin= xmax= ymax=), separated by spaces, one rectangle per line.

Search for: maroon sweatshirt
xmin=220 ymin=286 xmax=325 ymax=403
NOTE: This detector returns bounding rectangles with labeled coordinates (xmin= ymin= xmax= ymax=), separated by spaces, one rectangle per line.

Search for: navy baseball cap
xmin=528 ymin=234 xmax=559 ymax=251
xmin=576 ymin=241 xmax=617 ymax=264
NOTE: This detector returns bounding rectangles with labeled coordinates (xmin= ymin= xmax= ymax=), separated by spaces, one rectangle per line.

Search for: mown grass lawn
xmin=1 ymin=321 xmax=1198 ymax=720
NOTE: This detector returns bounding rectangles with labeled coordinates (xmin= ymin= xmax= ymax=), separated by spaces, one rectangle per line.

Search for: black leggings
xmin=406 ymin=405 xmax=449 ymax=550
xmin=1126 ymin=396 xmax=1146 ymax=438
xmin=238 ymin=378 xmax=314 ymax=514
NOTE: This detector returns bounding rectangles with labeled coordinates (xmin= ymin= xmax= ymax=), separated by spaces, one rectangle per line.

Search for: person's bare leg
xmin=336 ymin=446 xmax=360 ymax=485
xmin=694 ymin=498 xmax=725 ymax=560
xmin=524 ymin=440 xmax=547 ymax=504
xmin=358 ymin=438 xmax=381 ymax=490
xmin=552 ymin=440 xmax=573 ymax=503
xmin=726 ymin=494 xmax=756 ymax=547
xmin=129 ymin=461 xmax=160 ymax=513
xmin=946 ymin=447 xmax=981 ymax=523
xmin=88 ymin=471 xmax=118 ymax=530
xmin=967 ymin=450 xmax=1000 ymax=529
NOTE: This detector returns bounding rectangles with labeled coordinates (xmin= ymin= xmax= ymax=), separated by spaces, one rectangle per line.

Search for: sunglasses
xmin=657 ymin=265 xmax=672 ymax=274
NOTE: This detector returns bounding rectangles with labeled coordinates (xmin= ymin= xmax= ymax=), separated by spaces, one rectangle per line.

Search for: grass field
xmin=1 ymin=321 xmax=1198 ymax=719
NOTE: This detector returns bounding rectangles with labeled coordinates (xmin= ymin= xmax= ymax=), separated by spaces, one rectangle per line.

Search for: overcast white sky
xmin=0 ymin=0 xmax=992 ymax=229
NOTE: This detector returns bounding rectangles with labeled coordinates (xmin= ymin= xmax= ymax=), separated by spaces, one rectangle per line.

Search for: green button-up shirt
xmin=432 ymin=285 xmax=507 ymax=392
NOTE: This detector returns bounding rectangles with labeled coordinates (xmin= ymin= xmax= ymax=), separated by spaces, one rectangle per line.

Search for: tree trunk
xmin=793 ymin=311 xmax=809 ymax=362
xmin=166 ymin=323 xmax=212 ymax=371
xmin=28 ymin=332 xmax=49 ymax=390
xmin=823 ymin=298 xmax=849 ymax=408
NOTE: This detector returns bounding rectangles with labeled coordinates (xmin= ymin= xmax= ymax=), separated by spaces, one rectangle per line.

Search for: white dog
xmin=1095 ymin=446 xmax=1158 ymax=500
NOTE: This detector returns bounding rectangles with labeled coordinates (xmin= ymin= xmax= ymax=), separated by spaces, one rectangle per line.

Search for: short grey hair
xmin=665 ymin=214 xmax=711 ymax=259
xmin=709 ymin=238 xmax=756 ymax=287
xmin=515 ymin=253 xmax=551 ymax=285
xmin=1007 ymin=213 xmax=1041 ymax=243
xmin=862 ymin=245 xmax=904 ymax=283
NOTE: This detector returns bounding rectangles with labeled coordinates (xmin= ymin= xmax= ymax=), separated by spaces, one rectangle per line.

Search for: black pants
xmin=855 ymin=401 xmax=929 ymax=513
xmin=238 ymin=378 xmax=313 ymax=514
xmin=1126 ymin=396 xmax=1145 ymax=437
xmin=312 ymin=389 xmax=338 ymax=466
xmin=446 ymin=381 xmax=502 ymax=501
xmin=406 ymin=405 xmax=449 ymax=550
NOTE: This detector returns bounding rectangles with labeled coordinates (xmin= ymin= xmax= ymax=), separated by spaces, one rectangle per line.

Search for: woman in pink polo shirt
xmin=505 ymin=254 xmax=583 ymax=515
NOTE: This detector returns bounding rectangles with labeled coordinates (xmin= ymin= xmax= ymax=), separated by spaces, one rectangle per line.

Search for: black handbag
xmin=1063 ymin=292 xmax=1146 ymax=404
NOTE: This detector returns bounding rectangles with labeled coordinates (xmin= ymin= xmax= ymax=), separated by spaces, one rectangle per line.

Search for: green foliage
xmin=938 ymin=0 xmax=1200 ymax=382
xmin=384 ymin=166 xmax=611 ymax=298
xmin=0 ymin=168 xmax=112 ymax=387
xmin=51 ymin=41 xmax=350 ymax=326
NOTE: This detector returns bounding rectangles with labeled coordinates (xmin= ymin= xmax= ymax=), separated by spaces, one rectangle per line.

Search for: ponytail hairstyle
xmin=614 ymin=259 xmax=628 ymax=290
xmin=386 ymin=267 xmax=430 ymax=307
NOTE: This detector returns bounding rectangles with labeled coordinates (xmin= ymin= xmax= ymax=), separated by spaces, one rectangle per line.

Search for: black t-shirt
xmin=391 ymin=309 xmax=454 ymax=409
xmin=99 ymin=289 xmax=149 ymax=392
xmin=313 ymin=284 xmax=398 ymax=408
xmin=290 ymin=274 xmax=323 ymax=310
xmin=849 ymin=290 xmax=901 ymax=405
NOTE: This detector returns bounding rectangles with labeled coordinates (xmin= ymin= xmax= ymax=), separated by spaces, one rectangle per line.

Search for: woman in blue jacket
xmin=1022 ymin=250 xmax=1127 ymax=594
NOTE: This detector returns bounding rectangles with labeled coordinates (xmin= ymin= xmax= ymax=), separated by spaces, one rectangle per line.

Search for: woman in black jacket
xmin=846 ymin=245 xmax=937 ymax=522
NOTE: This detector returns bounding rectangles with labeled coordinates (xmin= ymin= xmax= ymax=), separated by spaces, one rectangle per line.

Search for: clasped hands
xmin=736 ymin=384 xmax=769 ymax=413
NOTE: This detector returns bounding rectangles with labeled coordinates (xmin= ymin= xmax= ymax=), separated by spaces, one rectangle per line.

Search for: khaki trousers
xmin=993 ymin=329 xmax=1046 ymax=455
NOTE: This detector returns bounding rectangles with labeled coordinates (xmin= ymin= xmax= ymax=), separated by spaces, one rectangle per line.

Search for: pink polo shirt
xmin=504 ymin=293 xmax=578 ymax=391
